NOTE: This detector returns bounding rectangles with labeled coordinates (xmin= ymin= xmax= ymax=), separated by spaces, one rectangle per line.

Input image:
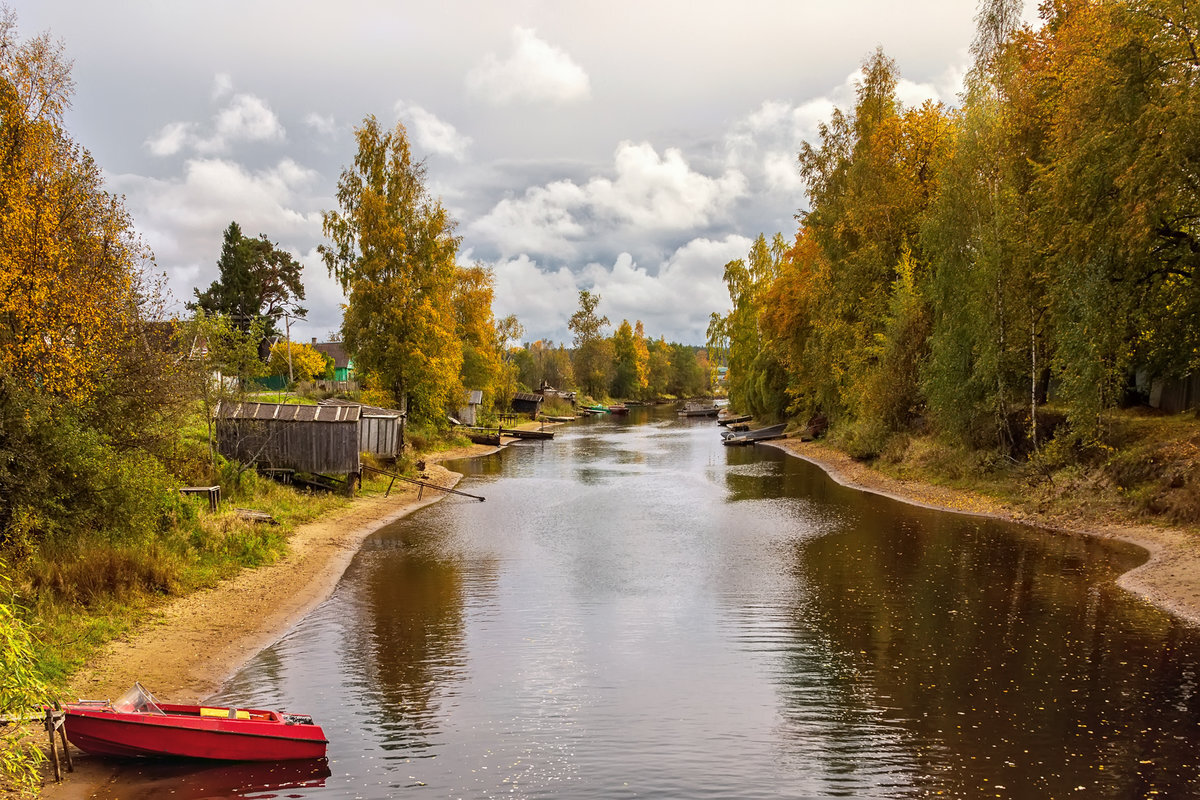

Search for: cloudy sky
xmin=14 ymin=1 xmax=1035 ymax=346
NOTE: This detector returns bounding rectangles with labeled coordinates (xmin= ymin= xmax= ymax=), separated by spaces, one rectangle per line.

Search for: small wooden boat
xmin=607 ymin=404 xmax=629 ymax=415
xmin=678 ymin=401 xmax=718 ymax=417
xmin=500 ymin=427 xmax=554 ymax=440
xmin=717 ymin=413 xmax=752 ymax=427
xmin=580 ymin=405 xmax=609 ymax=415
xmin=721 ymin=423 xmax=787 ymax=446
xmin=63 ymin=684 xmax=327 ymax=761
xmin=463 ymin=428 xmax=502 ymax=446
xmin=540 ymin=415 xmax=577 ymax=423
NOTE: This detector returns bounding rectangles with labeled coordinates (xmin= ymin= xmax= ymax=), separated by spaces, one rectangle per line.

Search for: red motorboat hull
xmin=64 ymin=703 xmax=327 ymax=761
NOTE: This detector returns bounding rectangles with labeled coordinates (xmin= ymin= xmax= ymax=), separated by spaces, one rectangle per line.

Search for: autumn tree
xmin=713 ymin=233 xmax=790 ymax=419
xmin=1035 ymin=0 xmax=1200 ymax=439
xmin=267 ymin=340 xmax=327 ymax=382
xmin=922 ymin=0 xmax=1048 ymax=452
xmin=515 ymin=340 xmax=575 ymax=391
xmin=0 ymin=12 xmax=144 ymax=405
xmin=321 ymin=116 xmax=462 ymax=425
xmin=611 ymin=319 xmax=649 ymax=399
xmin=0 ymin=11 xmax=187 ymax=560
xmin=454 ymin=263 xmax=506 ymax=415
xmin=794 ymin=49 xmax=950 ymax=450
xmin=569 ymin=290 xmax=612 ymax=398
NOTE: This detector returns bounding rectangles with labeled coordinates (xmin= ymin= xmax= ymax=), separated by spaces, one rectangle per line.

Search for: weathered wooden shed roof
xmin=215 ymin=401 xmax=360 ymax=423
xmin=317 ymin=398 xmax=405 ymax=419
xmin=512 ymin=392 xmax=543 ymax=403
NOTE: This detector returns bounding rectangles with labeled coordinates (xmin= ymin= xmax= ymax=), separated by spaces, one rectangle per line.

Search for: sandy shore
xmin=768 ymin=439 xmax=1200 ymax=627
xmin=41 ymin=446 xmax=497 ymax=799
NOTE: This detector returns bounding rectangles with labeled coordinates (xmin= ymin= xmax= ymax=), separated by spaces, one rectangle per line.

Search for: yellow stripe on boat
xmin=200 ymin=707 xmax=250 ymax=720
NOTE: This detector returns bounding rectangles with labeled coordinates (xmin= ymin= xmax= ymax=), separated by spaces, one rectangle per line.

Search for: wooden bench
xmin=180 ymin=485 xmax=221 ymax=512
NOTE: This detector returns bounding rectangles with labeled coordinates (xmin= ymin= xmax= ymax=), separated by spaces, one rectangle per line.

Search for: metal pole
xmin=285 ymin=314 xmax=294 ymax=384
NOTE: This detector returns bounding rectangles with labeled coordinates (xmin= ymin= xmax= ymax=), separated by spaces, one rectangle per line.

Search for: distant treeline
xmin=514 ymin=290 xmax=711 ymax=402
xmin=709 ymin=0 xmax=1200 ymax=458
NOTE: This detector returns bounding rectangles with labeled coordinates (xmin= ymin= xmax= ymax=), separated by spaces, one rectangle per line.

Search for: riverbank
xmin=37 ymin=444 xmax=498 ymax=799
xmin=768 ymin=438 xmax=1200 ymax=627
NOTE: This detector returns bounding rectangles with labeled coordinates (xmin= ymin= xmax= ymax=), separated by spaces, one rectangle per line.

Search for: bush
xmin=0 ymin=562 xmax=48 ymax=798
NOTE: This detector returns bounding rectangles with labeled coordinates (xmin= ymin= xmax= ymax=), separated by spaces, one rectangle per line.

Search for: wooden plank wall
xmin=360 ymin=415 xmax=400 ymax=458
xmin=216 ymin=419 xmax=361 ymax=474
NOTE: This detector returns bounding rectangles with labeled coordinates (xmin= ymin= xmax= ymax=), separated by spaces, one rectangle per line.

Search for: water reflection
xmin=98 ymin=409 xmax=1200 ymax=798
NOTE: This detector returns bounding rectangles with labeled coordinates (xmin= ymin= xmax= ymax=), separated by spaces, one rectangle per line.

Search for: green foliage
xmin=189 ymin=221 xmax=306 ymax=343
xmin=0 ymin=561 xmax=47 ymax=798
xmin=321 ymin=116 xmax=462 ymax=426
xmin=569 ymin=290 xmax=612 ymax=397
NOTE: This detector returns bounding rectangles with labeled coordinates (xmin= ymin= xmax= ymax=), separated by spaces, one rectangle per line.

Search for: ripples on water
xmin=98 ymin=411 xmax=1200 ymax=799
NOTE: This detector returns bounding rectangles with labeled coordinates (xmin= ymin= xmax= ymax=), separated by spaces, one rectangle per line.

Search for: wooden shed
xmin=318 ymin=398 xmax=406 ymax=459
xmin=215 ymin=401 xmax=361 ymax=476
xmin=511 ymin=391 xmax=544 ymax=417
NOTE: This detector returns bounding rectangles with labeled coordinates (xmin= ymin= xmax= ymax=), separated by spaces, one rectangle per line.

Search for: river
xmin=104 ymin=409 xmax=1200 ymax=798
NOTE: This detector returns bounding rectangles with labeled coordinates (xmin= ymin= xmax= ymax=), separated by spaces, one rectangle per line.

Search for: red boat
xmin=64 ymin=683 xmax=327 ymax=761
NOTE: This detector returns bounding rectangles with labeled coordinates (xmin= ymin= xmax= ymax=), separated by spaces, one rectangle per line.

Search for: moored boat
xmin=64 ymin=683 xmax=327 ymax=761
xmin=721 ymin=423 xmax=787 ymax=446
xmin=607 ymin=404 xmax=629 ymax=415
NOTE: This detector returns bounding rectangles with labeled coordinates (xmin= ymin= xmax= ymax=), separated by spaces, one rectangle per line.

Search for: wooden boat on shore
xmin=717 ymin=413 xmax=752 ymax=427
xmin=463 ymin=428 xmax=502 ymax=446
xmin=721 ymin=423 xmax=787 ymax=446
xmin=501 ymin=427 xmax=554 ymax=440
xmin=63 ymin=684 xmax=327 ymax=761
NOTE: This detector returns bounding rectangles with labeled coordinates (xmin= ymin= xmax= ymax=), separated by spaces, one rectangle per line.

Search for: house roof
xmin=312 ymin=341 xmax=352 ymax=368
xmin=512 ymin=392 xmax=543 ymax=403
xmin=215 ymin=400 xmax=360 ymax=422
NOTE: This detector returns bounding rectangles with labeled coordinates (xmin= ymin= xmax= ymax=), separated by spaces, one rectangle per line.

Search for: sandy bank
xmin=767 ymin=438 xmax=1200 ymax=627
xmin=41 ymin=446 xmax=498 ymax=798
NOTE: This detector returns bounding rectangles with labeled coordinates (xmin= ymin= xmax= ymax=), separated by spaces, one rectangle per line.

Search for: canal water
xmin=105 ymin=410 xmax=1200 ymax=798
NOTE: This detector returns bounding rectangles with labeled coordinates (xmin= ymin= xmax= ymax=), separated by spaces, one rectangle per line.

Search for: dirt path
xmin=768 ymin=439 xmax=1200 ymax=626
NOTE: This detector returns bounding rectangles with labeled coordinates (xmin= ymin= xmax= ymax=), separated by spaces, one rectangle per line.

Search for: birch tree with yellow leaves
xmin=321 ymin=116 xmax=463 ymax=426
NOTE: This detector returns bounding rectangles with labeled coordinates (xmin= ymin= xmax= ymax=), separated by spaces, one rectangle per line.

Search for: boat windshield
xmin=112 ymin=682 xmax=166 ymax=715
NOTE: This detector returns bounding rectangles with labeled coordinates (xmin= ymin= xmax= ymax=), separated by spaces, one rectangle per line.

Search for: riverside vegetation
xmin=708 ymin=0 xmax=1200 ymax=530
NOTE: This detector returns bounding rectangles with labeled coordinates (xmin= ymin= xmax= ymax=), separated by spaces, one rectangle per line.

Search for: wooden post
xmin=44 ymin=707 xmax=72 ymax=781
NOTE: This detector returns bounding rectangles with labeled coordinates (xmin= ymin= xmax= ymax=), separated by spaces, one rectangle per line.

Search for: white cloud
xmin=304 ymin=112 xmax=336 ymax=136
xmin=466 ymin=26 xmax=590 ymax=106
xmin=211 ymin=72 xmax=233 ymax=100
xmin=112 ymin=157 xmax=323 ymax=311
xmin=395 ymin=101 xmax=472 ymax=161
xmin=491 ymin=254 xmax=582 ymax=341
xmin=145 ymin=89 xmax=285 ymax=157
xmin=487 ymin=234 xmax=751 ymax=344
xmin=145 ymin=121 xmax=194 ymax=157
xmin=584 ymin=236 xmax=751 ymax=342
xmin=203 ymin=94 xmax=285 ymax=151
xmin=471 ymin=141 xmax=746 ymax=259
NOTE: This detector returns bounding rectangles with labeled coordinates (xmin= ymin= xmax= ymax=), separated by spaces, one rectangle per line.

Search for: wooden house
xmin=311 ymin=339 xmax=355 ymax=382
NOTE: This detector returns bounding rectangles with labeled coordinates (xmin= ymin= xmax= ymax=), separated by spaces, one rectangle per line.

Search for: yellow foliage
xmin=267 ymin=341 xmax=327 ymax=381
xmin=0 ymin=18 xmax=144 ymax=404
